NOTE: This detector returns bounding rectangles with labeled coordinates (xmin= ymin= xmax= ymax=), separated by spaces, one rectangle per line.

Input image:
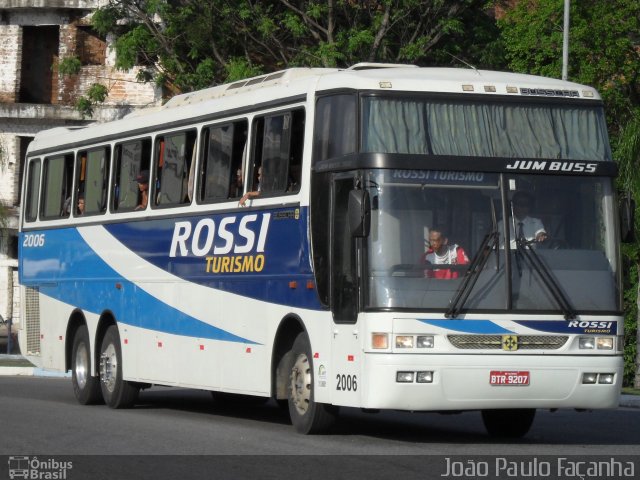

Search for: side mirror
xmin=348 ymin=189 xmax=370 ymax=237
xmin=620 ymin=194 xmax=636 ymax=242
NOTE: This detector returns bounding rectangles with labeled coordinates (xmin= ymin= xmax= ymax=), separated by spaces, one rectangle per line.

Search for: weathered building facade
xmin=0 ymin=0 xmax=161 ymax=335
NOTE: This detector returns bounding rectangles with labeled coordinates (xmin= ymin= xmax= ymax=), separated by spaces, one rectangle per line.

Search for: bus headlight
xmin=396 ymin=371 xmax=414 ymax=383
xmin=417 ymin=335 xmax=434 ymax=348
xmin=416 ymin=371 xmax=434 ymax=383
xmin=579 ymin=337 xmax=595 ymax=349
xmin=396 ymin=336 xmax=414 ymax=348
xmin=598 ymin=373 xmax=615 ymax=384
xmin=582 ymin=373 xmax=597 ymax=384
xmin=596 ymin=337 xmax=614 ymax=350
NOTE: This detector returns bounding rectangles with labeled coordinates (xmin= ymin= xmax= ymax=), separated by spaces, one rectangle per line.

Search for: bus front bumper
xmin=359 ymin=353 xmax=623 ymax=411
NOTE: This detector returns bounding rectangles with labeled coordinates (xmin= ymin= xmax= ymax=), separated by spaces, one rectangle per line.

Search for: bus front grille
xmin=448 ymin=334 xmax=568 ymax=350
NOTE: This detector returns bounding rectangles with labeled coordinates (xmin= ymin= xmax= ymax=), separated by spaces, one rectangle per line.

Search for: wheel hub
xmin=100 ymin=343 xmax=117 ymax=393
xmin=290 ymin=353 xmax=311 ymax=415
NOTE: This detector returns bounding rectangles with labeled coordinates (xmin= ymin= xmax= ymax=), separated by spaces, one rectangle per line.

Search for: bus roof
xmin=27 ymin=64 xmax=602 ymax=156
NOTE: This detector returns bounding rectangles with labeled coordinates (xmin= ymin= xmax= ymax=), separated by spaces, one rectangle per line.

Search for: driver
xmin=421 ymin=226 xmax=469 ymax=279
xmin=503 ymin=191 xmax=548 ymax=248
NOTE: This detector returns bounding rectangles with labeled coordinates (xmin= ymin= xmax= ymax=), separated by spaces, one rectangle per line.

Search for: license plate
xmin=490 ymin=370 xmax=530 ymax=386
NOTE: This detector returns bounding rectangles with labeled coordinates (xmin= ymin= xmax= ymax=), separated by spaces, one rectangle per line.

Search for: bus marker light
xmin=598 ymin=373 xmax=614 ymax=384
xmin=289 ymin=281 xmax=298 ymax=289
xmin=199 ymin=345 xmax=204 ymax=350
xmin=347 ymin=355 xmax=354 ymax=362
xmin=59 ymin=336 xmax=63 ymax=341
xmin=396 ymin=371 xmax=414 ymax=383
xmin=462 ymin=85 xmax=474 ymax=92
xmin=484 ymin=85 xmax=496 ymax=93
xmin=313 ymin=352 xmax=319 ymax=358
xmin=306 ymin=280 xmax=315 ymax=289
xmin=396 ymin=336 xmax=413 ymax=348
xmin=115 ymin=283 xmax=122 ymax=290
xmin=371 ymin=333 xmax=388 ymax=349
xmin=416 ymin=371 xmax=434 ymax=383
xmin=582 ymin=373 xmax=597 ymax=384
xmin=124 ymin=339 xmax=128 ymax=345
xmin=506 ymin=86 xmax=518 ymax=93
xmin=246 ymin=347 xmax=252 ymax=353
xmin=157 ymin=342 xmax=163 ymax=348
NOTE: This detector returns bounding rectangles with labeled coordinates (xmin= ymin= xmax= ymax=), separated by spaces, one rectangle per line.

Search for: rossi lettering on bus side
xmin=169 ymin=213 xmax=271 ymax=273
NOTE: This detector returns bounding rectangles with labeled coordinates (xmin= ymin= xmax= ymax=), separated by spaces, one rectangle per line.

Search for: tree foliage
xmin=499 ymin=0 xmax=640 ymax=386
xmin=92 ymin=0 xmax=504 ymax=94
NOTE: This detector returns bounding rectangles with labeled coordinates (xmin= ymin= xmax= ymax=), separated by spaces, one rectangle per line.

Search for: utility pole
xmin=562 ymin=0 xmax=570 ymax=80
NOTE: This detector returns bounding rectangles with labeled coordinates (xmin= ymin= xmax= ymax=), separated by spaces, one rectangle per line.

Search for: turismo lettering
xmin=170 ymin=214 xmax=271 ymax=274
xmin=392 ymin=170 xmax=485 ymax=182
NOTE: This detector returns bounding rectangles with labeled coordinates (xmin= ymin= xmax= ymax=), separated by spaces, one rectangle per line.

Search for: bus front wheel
xmin=71 ymin=325 xmax=102 ymax=404
xmin=99 ymin=325 xmax=139 ymax=408
xmin=287 ymin=332 xmax=337 ymax=434
xmin=481 ymin=408 xmax=536 ymax=438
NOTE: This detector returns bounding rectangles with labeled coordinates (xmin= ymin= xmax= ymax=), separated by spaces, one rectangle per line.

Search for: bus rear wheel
xmin=71 ymin=325 xmax=102 ymax=404
xmin=99 ymin=325 xmax=139 ymax=408
xmin=287 ymin=332 xmax=337 ymax=434
xmin=481 ymin=408 xmax=536 ymax=438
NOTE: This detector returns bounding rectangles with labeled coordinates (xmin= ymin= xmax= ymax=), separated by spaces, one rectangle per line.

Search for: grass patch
xmin=622 ymin=387 xmax=640 ymax=396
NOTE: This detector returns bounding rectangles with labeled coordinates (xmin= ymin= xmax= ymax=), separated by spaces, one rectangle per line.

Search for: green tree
xmin=92 ymin=0 xmax=504 ymax=95
xmin=499 ymin=0 xmax=640 ymax=387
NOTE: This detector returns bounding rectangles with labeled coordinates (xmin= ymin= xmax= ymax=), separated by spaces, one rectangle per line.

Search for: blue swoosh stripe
xmin=418 ymin=319 xmax=514 ymax=334
xmin=21 ymin=228 xmax=258 ymax=344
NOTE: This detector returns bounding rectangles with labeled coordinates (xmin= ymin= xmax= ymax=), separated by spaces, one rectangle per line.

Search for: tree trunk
xmin=635 ymin=275 xmax=640 ymax=389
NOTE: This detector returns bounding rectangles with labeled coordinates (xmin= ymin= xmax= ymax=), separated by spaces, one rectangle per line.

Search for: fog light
xmin=617 ymin=336 xmax=625 ymax=351
xmin=417 ymin=335 xmax=434 ymax=348
xmin=579 ymin=337 xmax=595 ymax=349
xmin=396 ymin=336 xmax=414 ymax=348
xmin=396 ymin=371 xmax=414 ymax=383
xmin=598 ymin=373 xmax=615 ymax=384
xmin=582 ymin=372 xmax=597 ymax=384
xmin=596 ymin=337 xmax=614 ymax=350
xmin=416 ymin=371 xmax=434 ymax=383
xmin=372 ymin=333 xmax=388 ymax=349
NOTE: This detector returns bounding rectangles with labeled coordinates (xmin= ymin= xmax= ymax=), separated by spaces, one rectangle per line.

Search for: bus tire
xmin=481 ymin=408 xmax=535 ymax=438
xmin=99 ymin=325 xmax=139 ymax=408
xmin=71 ymin=325 xmax=103 ymax=405
xmin=287 ymin=332 xmax=336 ymax=434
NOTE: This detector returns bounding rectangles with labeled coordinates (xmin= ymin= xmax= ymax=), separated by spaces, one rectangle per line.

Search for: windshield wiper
xmin=515 ymin=237 xmax=576 ymax=320
xmin=445 ymin=229 xmax=499 ymax=318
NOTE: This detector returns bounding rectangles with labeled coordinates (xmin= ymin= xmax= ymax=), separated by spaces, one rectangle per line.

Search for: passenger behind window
xmin=421 ymin=226 xmax=469 ymax=279
xmin=134 ymin=170 xmax=149 ymax=210
xmin=240 ymin=166 xmax=261 ymax=206
xmin=76 ymin=196 xmax=85 ymax=216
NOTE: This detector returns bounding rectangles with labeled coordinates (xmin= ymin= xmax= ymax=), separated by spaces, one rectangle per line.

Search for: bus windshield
xmin=365 ymin=169 xmax=620 ymax=313
xmin=361 ymin=96 xmax=611 ymax=161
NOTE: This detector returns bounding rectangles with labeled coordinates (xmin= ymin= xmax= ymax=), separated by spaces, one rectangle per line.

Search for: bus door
xmin=330 ymin=176 xmax=363 ymax=406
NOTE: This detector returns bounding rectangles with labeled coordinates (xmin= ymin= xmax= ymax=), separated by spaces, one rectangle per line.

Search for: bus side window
xmin=76 ymin=147 xmax=110 ymax=216
xmin=112 ymin=139 xmax=151 ymax=212
xmin=199 ymin=120 xmax=248 ymax=203
xmin=24 ymin=159 xmax=41 ymax=222
xmin=252 ymin=108 xmax=304 ymax=196
xmin=41 ymin=153 xmax=73 ymax=219
xmin=155 ymin=130 xmax=197 ymax=207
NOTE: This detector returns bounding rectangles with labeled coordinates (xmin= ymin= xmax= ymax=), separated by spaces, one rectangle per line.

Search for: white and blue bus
xmin=19 ymin=64 xmax=623 ymax=437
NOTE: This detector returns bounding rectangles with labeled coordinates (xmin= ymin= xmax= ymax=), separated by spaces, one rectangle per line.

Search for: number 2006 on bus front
xmin=490 ymin=370 xmax=530 ymax=386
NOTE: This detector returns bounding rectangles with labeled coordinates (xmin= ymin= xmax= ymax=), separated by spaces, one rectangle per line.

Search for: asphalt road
xmin=0 ymin=376 xmax=638 ymax=480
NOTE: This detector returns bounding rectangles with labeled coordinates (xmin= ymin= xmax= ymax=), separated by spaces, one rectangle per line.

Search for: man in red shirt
xmin=422 ymin=227 xmax=469 ymax=279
